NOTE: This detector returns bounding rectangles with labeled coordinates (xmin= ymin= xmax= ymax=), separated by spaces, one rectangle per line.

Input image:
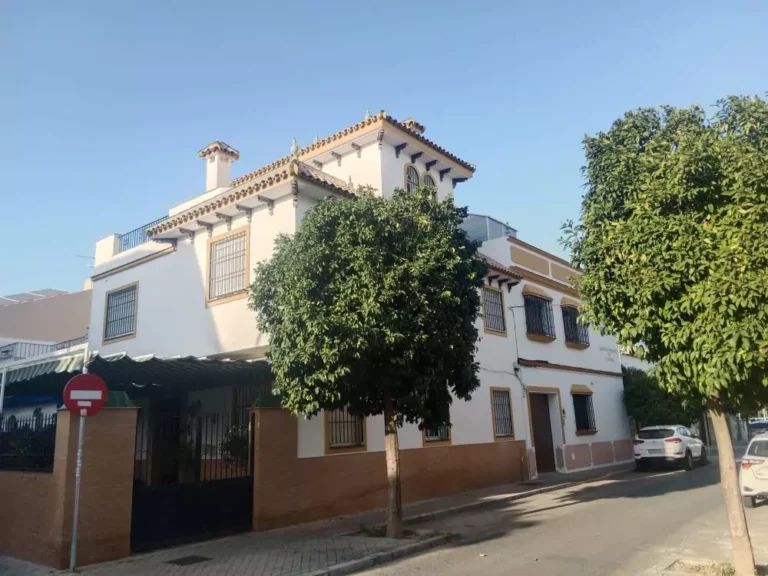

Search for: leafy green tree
xmin=249 ymin=187 xmax=487 ymax=537
xmin=563 ymin=96 xmax=768 ymax=575
xmin=622 ymin=366 xmax=703 ymax=430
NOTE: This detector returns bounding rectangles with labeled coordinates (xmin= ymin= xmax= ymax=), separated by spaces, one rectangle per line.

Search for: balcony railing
xmin=0 ymin=336 xmax=88 ymax=364
xmin=117 ymin=216 xmax=169 ymax=254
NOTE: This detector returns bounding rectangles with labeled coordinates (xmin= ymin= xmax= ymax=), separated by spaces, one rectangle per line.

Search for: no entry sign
xmin=63 ymin=373 xmax=108 ymax=417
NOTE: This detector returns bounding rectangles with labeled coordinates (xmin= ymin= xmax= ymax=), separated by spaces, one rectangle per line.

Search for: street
xmin=360 ymin=459 xmax=768 ymax=576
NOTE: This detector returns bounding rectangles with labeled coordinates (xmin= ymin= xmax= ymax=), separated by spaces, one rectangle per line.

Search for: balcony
xmin=117 ymin=216 xmax=169 ymax=254
xmin=0 ymin=336 xmax=88 ymax=364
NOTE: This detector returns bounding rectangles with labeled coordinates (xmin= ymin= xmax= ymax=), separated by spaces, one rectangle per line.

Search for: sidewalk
xmin=0 ymin=463 xmax=633 ymax=576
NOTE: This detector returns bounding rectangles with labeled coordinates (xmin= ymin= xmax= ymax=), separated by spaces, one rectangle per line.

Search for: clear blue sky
xmin=2 ymin=1 xmax=766 ymax=295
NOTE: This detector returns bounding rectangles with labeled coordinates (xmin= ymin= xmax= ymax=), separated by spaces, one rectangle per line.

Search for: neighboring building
xmin=0 ymin=288 xmax=91 ymax=421
xmin=469 ymin=225 xmax=633 ymax=476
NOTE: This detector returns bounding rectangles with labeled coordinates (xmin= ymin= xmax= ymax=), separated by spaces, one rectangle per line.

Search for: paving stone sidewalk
xmin=0 ymin=462 xmax=631 ymax=576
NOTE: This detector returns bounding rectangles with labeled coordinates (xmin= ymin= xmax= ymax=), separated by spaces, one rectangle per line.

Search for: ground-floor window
xmin=424 ymin=424 xmax=451 ymax=443
xmin=326 ymin=407 xmax=365 ymax=451
xmin=572 ymin=392 xmax=596 ymax=433
xmin=491 ymin=388 xmax=514 ymax=438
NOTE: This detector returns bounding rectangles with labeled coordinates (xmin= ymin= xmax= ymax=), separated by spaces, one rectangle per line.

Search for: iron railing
xmin=118 ymin=216 xmax=169 ymax=254
xmin=0 ymin=335 xmax=88 ymax=363
xmin=0 ymin=412 xmax=57 ymax=472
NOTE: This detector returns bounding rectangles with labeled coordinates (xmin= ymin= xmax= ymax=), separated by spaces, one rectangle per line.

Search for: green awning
xmin=2 ymin=352 xmax=271 ymax=397
xmin=6 ymin=353 xmax=84 ymax=384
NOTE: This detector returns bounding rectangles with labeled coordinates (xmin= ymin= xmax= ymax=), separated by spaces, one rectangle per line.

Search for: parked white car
xmin=739 ymin=433 xmax=768 ymax=508
xmin=633 ymin=425 xmax=707 ymax=471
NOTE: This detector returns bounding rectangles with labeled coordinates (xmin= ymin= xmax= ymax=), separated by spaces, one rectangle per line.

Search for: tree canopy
xmin=248 ymin=186 xmax=487 ymax=429
xmin=622 ymin=366 xmax=703 ymax=429
xmin=563 ymin=96 xmax=768 ymax=410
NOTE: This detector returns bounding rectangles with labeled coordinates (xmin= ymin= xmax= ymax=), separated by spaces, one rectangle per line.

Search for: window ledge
xmin=422 ymin=439 xmax=452 ymax=447
xmin=493 ymin=435 xmax=517 ymax=442
xmin=484 ymin=327 xmax=508 ymax=337
xmin=325 ymin=444 xmax=367 ymax=455
xmin=565 ymin=341 xmax=590 ymax=350
xmin=575 ymin=429 xmax=598 ymax=436
xmin=527 ymin=333 xmax=556 ymax=343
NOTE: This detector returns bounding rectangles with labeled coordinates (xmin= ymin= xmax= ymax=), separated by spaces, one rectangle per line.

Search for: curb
xmin=305 ymin=533 xmax=455 ymax=576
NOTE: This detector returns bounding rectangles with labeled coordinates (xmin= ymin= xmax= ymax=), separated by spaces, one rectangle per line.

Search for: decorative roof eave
xmin=230 ymin=111 xmax=475 ymax=188
xmin=478 ymin=253 xmax=523 ymax=280
xmin=147 ymin=161 xmax=355 ymax=236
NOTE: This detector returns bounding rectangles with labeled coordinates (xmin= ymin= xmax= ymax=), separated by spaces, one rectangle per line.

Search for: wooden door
xmin=530 ymin=393 xmax=556 ymax=472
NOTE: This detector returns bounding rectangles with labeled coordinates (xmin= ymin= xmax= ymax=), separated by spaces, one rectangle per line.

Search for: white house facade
xmin=78 ymin=111 xmax=632 ymax=539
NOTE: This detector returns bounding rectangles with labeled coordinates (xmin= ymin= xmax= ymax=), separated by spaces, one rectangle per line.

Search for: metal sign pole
xmin=69 ymin=343 xmax=91 ymax=571
xmin=69 ymin=412 xmax=86 ymax=571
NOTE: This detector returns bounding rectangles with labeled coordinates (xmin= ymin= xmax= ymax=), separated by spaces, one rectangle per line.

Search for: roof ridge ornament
xmin=365 ymin=109 xmax=372 ymax=120
xmin=290 ymin=137 xmax=300 ymax=159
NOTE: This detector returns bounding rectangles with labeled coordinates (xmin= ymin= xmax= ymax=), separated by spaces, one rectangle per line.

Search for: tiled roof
xmin=230 ymin=110 xmax=474 ymax=188
xmin=148 ymin=161 xmax=354 ymax=236
xmin=477 ymin=253 xmax=523 ymax=279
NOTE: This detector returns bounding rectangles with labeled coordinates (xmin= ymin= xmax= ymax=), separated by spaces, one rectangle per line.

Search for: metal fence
xmin=0 ymin=335 xmax=87 ymax=363
xmin=118 ymin=216 xmax=169 ymax=254
xmin=0 ymin=413 xmax=57 ymax=472
xmin=134 ymin=409 xmax=253 ymax=486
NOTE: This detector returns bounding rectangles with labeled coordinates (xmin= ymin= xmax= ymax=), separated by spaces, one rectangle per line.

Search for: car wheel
xmin=684 ymin=450 xmax=694 ymax=471
xmin=743 ymin=496 xmax=756 ymax=509
xmin=635 ymin=460 xmax=649 ymax=472
xmin=699 ymin=447 xmax=708 ymax=466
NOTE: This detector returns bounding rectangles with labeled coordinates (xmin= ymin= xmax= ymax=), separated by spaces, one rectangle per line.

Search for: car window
xmin=638 ymin=429 xmax=675 ymax=439
xmin=677 ymin=428 xmax=688 ymax=437
xmin=747 ymin=441 xmax=768 ymax=458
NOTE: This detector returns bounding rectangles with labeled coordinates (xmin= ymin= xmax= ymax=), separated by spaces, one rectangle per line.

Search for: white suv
xmin=633 ymin=425 xmax=707 ymax=471
xmin=739 ymin=434 xmax=768 ymax=508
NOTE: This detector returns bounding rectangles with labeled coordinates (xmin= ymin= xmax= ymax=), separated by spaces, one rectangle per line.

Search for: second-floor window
xmin=423 ymin=174 xmax=436 ymax=190
xmin=524 ymin=294 xmax=556 ymax=340
xmin=104 ymin=283 xmax=138 ymax=341
xmin=562 ymin=306 xmax=590 ymax=347
xmin=209 ymin=230 xmax=248 ymax=302
xmin=424 ymin=423 xmax=451 ymax=443
xmin=482 ymin=287 xmax=506 ymax=334
xmin=405 ymin=165 xmax=420 ymax=193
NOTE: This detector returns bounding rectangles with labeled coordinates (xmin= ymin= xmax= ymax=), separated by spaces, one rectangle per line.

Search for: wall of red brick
xmin=252 ymin=408 xmax=528 ymax=530
xmin=0 ymin=408 xmax=136 ymax=569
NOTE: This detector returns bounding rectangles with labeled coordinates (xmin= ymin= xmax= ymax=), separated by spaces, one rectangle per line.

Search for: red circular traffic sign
xmin=63 ymin=373 xmax=108 ymax=417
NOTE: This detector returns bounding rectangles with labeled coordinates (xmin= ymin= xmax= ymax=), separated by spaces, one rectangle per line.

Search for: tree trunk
xmin=708 ymin=399 xmax=755 ymax=576
xmin=383 ymin=392 xmax=403 ymax=538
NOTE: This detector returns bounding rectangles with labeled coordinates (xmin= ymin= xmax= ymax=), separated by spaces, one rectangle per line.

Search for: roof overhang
xmin=1 ymin=352 xmax=271 ymax=398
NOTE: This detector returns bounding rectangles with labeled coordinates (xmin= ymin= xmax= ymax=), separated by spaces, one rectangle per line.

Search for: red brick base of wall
xmin=251 ymin=408 xmax=529 ymax=530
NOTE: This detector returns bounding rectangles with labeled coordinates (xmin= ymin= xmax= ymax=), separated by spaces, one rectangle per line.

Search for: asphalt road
xmin=359 ymin=460 xmax=768 ymax=576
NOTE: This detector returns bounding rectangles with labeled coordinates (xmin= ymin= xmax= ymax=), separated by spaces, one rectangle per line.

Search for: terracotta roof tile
xmin=477 ymin=252 xmax=523 ymax=279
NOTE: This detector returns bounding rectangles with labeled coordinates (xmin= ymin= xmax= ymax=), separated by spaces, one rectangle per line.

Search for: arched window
xmin=423 ymin=174 xmax=436 ymax=194
xmin=405 ymin=165 xmax=420 ymax=193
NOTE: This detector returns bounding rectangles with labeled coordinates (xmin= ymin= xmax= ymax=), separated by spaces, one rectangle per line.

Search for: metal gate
xmin=131 ymin=405 xmax=255 ymax=552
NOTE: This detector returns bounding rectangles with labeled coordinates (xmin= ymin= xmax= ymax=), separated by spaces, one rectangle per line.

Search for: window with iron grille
xmin=327 ymin=407 xmax=365 ymax=449
xmin=523 ymin=294 xmax=556 ymax=339
xmin=572 ymin=393 xmax=596 ymax=432
xmin=423 ymin=174 xmax=436 ymax=190
xmin=424 ymin=424 xmax=450 ymax=442
xmin=209 ymin=231 xmax=247 ymax=301
xmin=562 ymin=306 xmax=589 ymax=346
xmin=482 ymin=287 xmax=506 ymax=333
xmin=104 ymin=284 xmax=138 ymax=341
xmin=405 ymin=165 xmax=420 ymax=193
xmin=491 ymin=389 xmax=514 ymax=438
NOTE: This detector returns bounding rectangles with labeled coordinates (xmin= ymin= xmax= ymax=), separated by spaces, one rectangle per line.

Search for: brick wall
xmin=0 ymin=408 xmax=136 ymax=569
xmin=252 ymin=408 xmax=527 ymax=530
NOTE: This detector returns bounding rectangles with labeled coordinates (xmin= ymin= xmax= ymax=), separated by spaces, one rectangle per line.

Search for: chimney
xmin=198 ymin=141 xmax=240 ymax=191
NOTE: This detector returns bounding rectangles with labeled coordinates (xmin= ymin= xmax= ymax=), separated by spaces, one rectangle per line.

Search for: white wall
xmin=316 ymin=141 xmax=383 ymax=195
xmin=89 ymin=188 xmax=297 ymax=359
xmin=380 ymin=142 xmax=453 ymax=200
xmin=620 ymin=353 xmax=654 ymax=372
